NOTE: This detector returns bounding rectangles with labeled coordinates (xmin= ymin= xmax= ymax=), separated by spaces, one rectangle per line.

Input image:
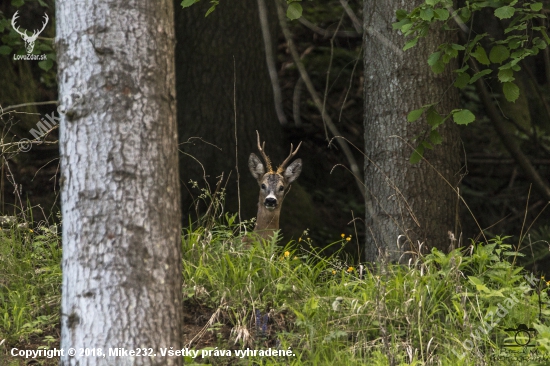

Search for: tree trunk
xmin=56 ymin=0 xmax=182 ymax=364
xmin=175 ymin=0 xmax=285 ymax=222
xmin=363 ymin=1 xmax=461 ymax=262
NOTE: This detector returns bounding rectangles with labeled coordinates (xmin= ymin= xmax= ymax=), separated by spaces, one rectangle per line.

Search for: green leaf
xmin=0 ymin=45 xmax=12 ymax=55
xmin=489 ymin=45 xmax=510 ymax=64
xmin=460 ymin=7 xmax=471 ymax=22
xmin=38 ymin=58 xmax=53 ymax=71
xmin=452 ymin=109 xmax=475 ymax=125
xmin=469 ymin=69 xmax=492 ymax=84
xmin=454 ymin=72 xmax=470 ymax=89
xmin=434 ymin=8 xmax=449 ymax=20
xmin=503 ymin=81 xmax=519 ymax=102
xmin=407 ymin=107 xmax=426 ymax=122
xmin=427 ymin=51 xmax=441 ymax=66
xmin=395 ymin=9 xmax=408 ymax=20
xmin=181 ymin=0 xmax=199 ymax=8
xmin=498 ymin=68 xmax=515 ymax=82
xmin=471 ymin=45 xmax=490 ymax=65
xmin=205 ymin=3 xmax=217 ymax=17
xmin=429 ymin=129 xmax=443 ymax=145
xmin=494 ymin=6 xmax=515 ymax=19
xmin=431 ymin=59 xmax=445 ymax=74
xmin=530 ymin=2 xmax=543 ymax=11
xmin=541 ymin=29 xmax=550 ymax=45
xmin=403 ymin=37 xmax=419 ymax=51
xmin=451 ymin=43 xmax=465 ymax=51
xmin=426 ymin=107 xmax=443 ymax=128
xmin=468 ymin=276 xmax=489 ymax=292
xmin=420 ymin=8 xmax=434 ymax=21
xmin=426 ymin=0 xmax=440 ymax=5
xmin=410 ymin=144 xmax=424 ymax=164
xmin=11 ymin=0 xmax=24 ymax=7
xmin=392 ymin=18 xmax=410 ymax=30
xmin=287 ymin=2 xmax=303 ymax=20
xmin=455 ymin=64 xmax=469 ymax=73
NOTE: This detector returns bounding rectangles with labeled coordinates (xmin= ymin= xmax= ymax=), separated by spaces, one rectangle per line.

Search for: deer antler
xmin=277 ymin=140 xmax=302 ymax=174
xmin=256 ymin=130 xmax=273 ymax=173
xmin=11 ymin=11 xmax=27 ymax=38
xmin=32 ymin=13 xmax=49 ymax=39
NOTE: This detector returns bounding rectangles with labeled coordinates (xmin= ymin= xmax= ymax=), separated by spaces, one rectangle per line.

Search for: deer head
xmin=12 ymin=11 xmax=49 ymax=54
xmin=248 ymin=131 xmax=302 ymax=240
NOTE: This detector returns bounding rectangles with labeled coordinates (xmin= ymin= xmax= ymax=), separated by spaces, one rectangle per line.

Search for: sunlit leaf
xmin=181 ymin=0 xmax=199 ymax=8
xmin=287 ymin=2 xmax=303 ymax=20
xmin=452 ymin=109 xmax=475 ymax=125
xmin=530 ymin=2 xmax=543 ymax=11
xmin=494 ymin=6 xmax=515 ymax=19
xmin=503 ymin=82 xmax=519 ymax=102
xmin=498 ymin=68 xmax=514 ymax=82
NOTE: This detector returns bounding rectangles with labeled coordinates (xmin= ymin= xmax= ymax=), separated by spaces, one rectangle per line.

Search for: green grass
xmin=1 ymin=213 xmax=550 ymax=365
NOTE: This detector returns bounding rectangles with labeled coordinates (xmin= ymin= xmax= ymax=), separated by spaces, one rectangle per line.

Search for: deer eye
xmin=261 ymin=184 xmax=266 ymax=190
xmin=279 ymin=186 xmax=284 ymax=192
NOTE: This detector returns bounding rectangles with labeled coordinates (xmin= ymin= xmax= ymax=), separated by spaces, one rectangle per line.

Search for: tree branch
xmin=297 ymin=16 xmax=361 ymax=38
xmin=1 ymin=101 xmax=58 ymax=114
xmin=339 ymin=0 xmax=362 ymax=34
xmin=276 ymin=0 xmax=365 ymax=199
xmin=450 ymin=11 xmax=550 ymax=200
xmin=257 ymin=0 xmax=288 ymax=126
xmin=469 ymin=57 xmax=550 ymax=200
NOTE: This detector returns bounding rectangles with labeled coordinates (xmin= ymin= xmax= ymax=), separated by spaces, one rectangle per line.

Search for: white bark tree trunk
xmin=363 ymin=0 xmax=461 ymax=262
xmin=56 ymin=1 xmax=182 ymax=365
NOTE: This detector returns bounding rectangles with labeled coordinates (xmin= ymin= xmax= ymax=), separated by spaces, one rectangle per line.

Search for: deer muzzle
xmin=264 ymin=195 xmax=277 ymax=210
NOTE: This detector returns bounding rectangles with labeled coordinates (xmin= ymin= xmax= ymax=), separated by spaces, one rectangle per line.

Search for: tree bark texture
xmin=56 ymin=1 xmax=182 ymax=365
xmin=363 ymin=0 xmax=461 ymax=262
xmin=175 ymin=0 xmax=285 ymax=221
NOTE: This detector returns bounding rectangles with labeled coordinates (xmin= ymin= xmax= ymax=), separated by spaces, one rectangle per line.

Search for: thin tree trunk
xmin=56 ymin=0 xmax=182 ymax=365
xmin=363 ymin=0 xmax=461 ymax=262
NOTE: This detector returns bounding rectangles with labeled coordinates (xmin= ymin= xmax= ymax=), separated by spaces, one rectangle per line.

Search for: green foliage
xmin=181 ymin=0 xmax=305 ymax=20
xmin=286 ymin=1 xmax=303 ymax=20
xmin=3 ymin=207 xmax=550 ymax=364
xmin=394 ymin=0 xmax=548 ymax=162
xmin=0 ymin=220 xmax=61 ymax=344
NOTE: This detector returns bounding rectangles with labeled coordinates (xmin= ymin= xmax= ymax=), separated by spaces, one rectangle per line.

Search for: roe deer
xmin=247 ymin=131 xmax=302 ymax=241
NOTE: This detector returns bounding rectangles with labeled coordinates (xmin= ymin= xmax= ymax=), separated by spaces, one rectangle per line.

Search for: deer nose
xmin=265 ymin=197 xmax=277 ymax=207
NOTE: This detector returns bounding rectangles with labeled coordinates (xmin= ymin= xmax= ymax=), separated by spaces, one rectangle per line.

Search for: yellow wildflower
xmin=284 ymin=251 xmax=290 ymax=257
xmin=341 ymin=233 xmax=345 ymax=238
xmin=347 ymin=267 xmax=354 ymax=273
xmin=346 ymin=237 xmax=351 ymax=241
xmin=332 ymin=270 xmax=337 ymax=275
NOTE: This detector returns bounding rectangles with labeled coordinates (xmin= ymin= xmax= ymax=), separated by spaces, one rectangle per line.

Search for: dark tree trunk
xmin=363 ymin=1 xmax=461 ymax=262
xmin=57 ymin=0 xmax=182 ymax=364
xmin=175 ymin=0 xmax=286 ymax=223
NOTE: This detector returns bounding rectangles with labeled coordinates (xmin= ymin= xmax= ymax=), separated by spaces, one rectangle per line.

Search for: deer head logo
xmin=11 ymin=10 xmax=49 ymax=54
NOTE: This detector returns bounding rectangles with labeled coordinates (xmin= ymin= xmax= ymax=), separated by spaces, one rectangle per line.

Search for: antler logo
xmin=11 ymin=10 xmax=49 ymax=54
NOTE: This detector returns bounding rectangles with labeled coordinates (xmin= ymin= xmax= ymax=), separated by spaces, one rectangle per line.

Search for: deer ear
xmin=284 ymin=158 xmax=302 ymax=183
xmin=248 ymin=153 xmax=265 ymax=180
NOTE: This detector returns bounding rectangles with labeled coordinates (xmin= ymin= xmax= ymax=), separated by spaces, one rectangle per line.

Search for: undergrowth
xmin=1 ymin=208 xmax=550 ymax=365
